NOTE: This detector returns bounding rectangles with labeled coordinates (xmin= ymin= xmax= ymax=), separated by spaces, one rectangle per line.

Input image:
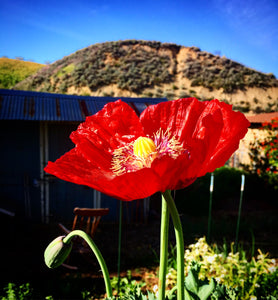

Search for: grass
xmin=56 ymin=63 xmax=76 ymax=77
xmin=0 ymin=58 xmax=44 ymax=89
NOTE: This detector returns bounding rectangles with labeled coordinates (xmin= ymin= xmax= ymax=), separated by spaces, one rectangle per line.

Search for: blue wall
xmin=0 ymin=120 xmax=41 ymax=219
xmin=0 ymin=120 xmax=135 ymax=223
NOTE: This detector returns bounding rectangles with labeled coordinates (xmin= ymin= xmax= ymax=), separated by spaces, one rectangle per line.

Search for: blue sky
xmin=1 ymin=0 xmax=278 ymax=77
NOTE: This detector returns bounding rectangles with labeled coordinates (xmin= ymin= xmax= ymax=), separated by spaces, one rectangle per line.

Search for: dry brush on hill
xmin=13 ymin=40 xmax=278 ymax=113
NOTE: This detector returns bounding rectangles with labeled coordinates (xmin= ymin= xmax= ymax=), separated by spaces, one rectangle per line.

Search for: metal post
xmin=235 ymin=174 xmax=245 ymax=251
xmin=207 ymin=173 xmax=214 ymax=244
xmin=93 ymin=190 xmax=101 ymax=208
xmin=40 ymin=122 xmax=49 ymax=223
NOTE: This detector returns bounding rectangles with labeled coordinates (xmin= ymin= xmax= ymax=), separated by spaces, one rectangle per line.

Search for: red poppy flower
xmin=44 ymin=98 xmax=250 ymax=201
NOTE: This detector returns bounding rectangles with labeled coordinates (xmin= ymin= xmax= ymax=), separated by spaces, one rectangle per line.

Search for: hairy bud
xmin=44 ymin=236 xmax=72 ymax=268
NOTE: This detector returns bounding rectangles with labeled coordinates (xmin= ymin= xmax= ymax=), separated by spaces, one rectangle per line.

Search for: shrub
xmin=0 ymin=282 xmax=33 ymax=300
xmin=166 ymin=237 xmax=278 ymax=299
xmin=243 ymin=118 xmax=278 ymax=189
xmin=110 ymin=270 xmax=146 ymax=298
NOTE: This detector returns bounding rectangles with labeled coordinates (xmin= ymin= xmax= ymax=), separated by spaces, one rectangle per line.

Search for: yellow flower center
xmin=111 ymin=129 xmax=187 ymax=176
xmin=133 ymin=137 xmax=157 ymax=158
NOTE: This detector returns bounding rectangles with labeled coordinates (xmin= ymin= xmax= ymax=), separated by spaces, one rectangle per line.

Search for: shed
xmin=0 ymin=89 xmax=166 ymax=223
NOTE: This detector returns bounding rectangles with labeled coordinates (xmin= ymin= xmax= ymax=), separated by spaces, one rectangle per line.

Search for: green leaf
xmin=184 ymin=287 xmax=195 ymax=300
xmin=198 ymin=279 xmax=215 ymax=300
xmin=184 ymin=262 xmax=216 ymax=300
xmin=184 ymin=263 xmax=200 ymax=294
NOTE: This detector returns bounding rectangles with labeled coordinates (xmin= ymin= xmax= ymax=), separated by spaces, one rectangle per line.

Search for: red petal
xmin=140 ymin=98 xmax=212 ymax=179
xmin=45 ymin=98 xmax=250 ymax=200
xmin=140 ymin=98 xmax=250 ymax=180
xmin=140 ymin=98 xmax=204 ymax=144
xmin=72 ymin=100 xmax=146 ymax=171
xmin=197 ymin=100 xmax=250 ymax=176
xmin=151 ymin=153 xmax=195 ymax=191
xmin=187 ymin=100 xmax=225 ymax=177
xmin=44 ymin=148 xmax=162 ymax=201
xmin=71 ymin=100 xmax=144 ymax=157
xmin=45 ymin=100 xmax=159 ymax=201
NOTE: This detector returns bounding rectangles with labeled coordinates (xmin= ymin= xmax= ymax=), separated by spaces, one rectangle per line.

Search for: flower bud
xmin=44 ymin=236 xmax=72 ymax=268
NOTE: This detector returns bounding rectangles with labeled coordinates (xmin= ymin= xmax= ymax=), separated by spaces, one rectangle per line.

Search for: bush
xmin=166 ymin=237 xmax=278 ymax=299
xmin=0 ymin=283 xmax=33 ymax=300
xmin=243 ymin=118 xmax=278 ymax=190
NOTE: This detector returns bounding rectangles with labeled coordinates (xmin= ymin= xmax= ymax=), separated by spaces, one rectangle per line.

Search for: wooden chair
xmin=59 ymin=207 xmax=109 ymax=239
xmin=58 ymin=207 xmax=109 ymax=268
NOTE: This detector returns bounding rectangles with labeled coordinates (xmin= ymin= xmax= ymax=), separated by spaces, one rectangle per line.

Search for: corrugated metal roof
xmin=0 ymin=89 xmax=167 ymax=121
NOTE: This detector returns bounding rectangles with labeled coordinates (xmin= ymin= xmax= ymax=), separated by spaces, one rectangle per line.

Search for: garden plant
xmin=246 ymin=117 xmax=278 ymax=189
xmin=43 ymin=97 xmax=259 ymax=299
xmin=166 ymin=237 xmax=278 ymax=299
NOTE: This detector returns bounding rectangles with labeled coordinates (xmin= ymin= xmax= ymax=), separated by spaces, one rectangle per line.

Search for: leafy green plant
xmin=105 ymin=262 xmax=238 ymax=300
xmin=255 ymin=268 xmax=278 ymax=298
xmin=105 ymin=286 xmax=160 ymax=300
xmin=110 ymin=270 xmax=146 ymax=298
xmin=1 ymin=283 xmax=33 ymax=300
xmin=166 ymin=237 xmax=277 ymax=299
xmin=167 ymin=244 xmax=178 ymax=271
xmin=183 ymin=262 xmax=216 ymax=300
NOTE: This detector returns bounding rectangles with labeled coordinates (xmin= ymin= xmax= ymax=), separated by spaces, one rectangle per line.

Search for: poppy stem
xmin=163 ymin=190 xmax=184 ymax=300
xmin=63 ymin=230 xmax=112 ymax=298
xmin=158 ymin=193 xmax=169 ymax=300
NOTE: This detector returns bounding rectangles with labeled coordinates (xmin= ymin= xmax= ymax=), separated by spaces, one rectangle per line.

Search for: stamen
xmin=111 ymin=129 xmax=188 ymax=176
xmin=154 ymin=128 xmax=184 ymax=159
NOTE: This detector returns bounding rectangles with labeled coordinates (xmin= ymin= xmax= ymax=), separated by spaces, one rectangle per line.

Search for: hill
xmin=0 ymin=58 xmax=44 ymax=89
xmin=14 ymin=40 xmax=278 ymax=113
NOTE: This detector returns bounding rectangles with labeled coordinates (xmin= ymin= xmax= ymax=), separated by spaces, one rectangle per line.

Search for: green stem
xmin=158 ymin=193 xmax=170 ymax=300
xmin=63 ymin=230 xmax=113 ymax=298
xmin=163 ymin=190 xmax=185 ymax=300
